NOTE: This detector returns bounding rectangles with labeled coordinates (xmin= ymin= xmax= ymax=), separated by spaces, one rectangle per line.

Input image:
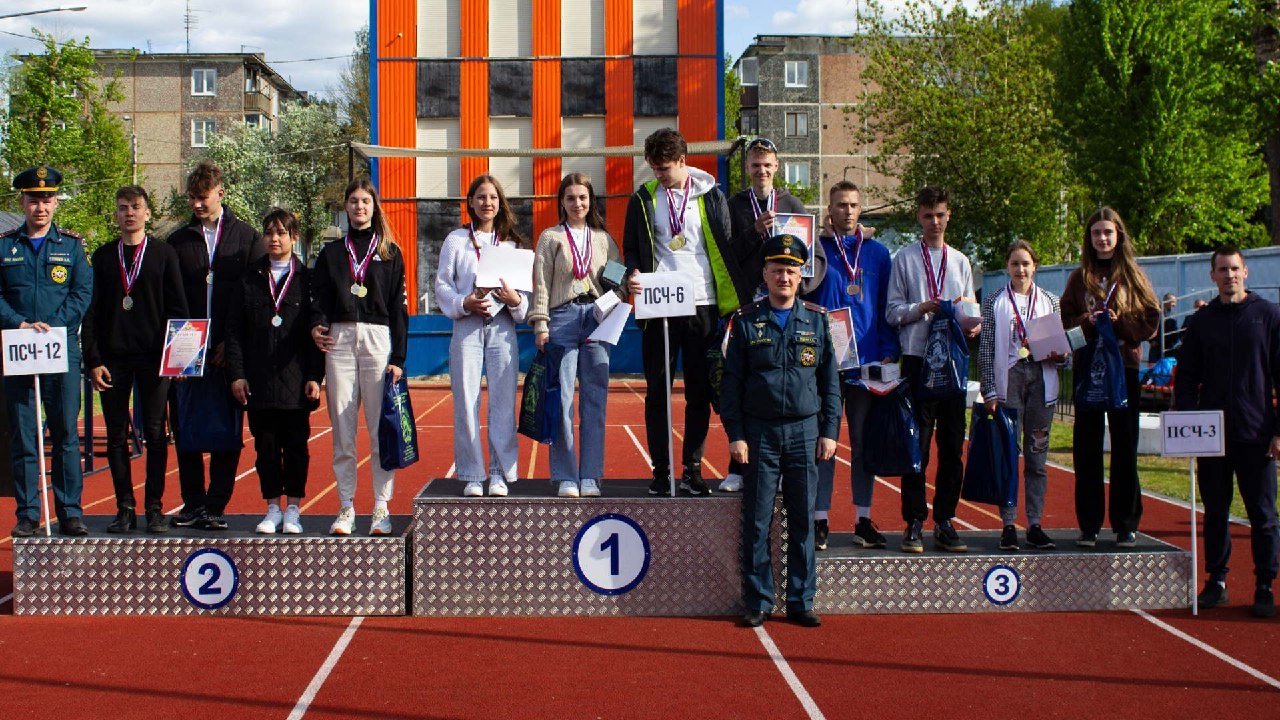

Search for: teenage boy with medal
xmin=978 ymin=240 xmax=1066 ymax=552
xmin=886 ymin=186 xmax=981 ymax=553
xmin=227 ymin=208 xmax=323 ymax=535
xmin=623 ymin=128 xmax=748 ymax=496
xmin=720 ymin=137 xmax=826 ymax=493
xmin=84 ymin=186 xmax=188 ymax=533
xmin=802 ymin=181 xmax=898 ymax=551
xmin=166 ymin=162 xmax=263 ymax=530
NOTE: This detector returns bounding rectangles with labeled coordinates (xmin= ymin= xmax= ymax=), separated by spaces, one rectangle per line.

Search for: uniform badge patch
xmin=800 ymin=346 xmax=817 ymax=366
xmin=50 ymin=265 xmax=68 ymax=284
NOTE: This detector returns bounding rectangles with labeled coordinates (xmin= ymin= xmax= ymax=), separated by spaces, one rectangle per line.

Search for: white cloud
xmin=726 ymin=4 xmax=751 ymax=20
xmin=771 ymin=0 xmax=863 ymax=35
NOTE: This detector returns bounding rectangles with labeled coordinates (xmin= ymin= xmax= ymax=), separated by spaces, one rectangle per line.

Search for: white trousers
xmin=449 ymin=312 xmax=520 ymax=483
xmin=325 ymin=321 xmax=395 ymax=505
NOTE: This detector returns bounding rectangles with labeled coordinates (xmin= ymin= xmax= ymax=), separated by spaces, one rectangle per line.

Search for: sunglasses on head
xmin=746 ymin=138 xmax=777 ymax=153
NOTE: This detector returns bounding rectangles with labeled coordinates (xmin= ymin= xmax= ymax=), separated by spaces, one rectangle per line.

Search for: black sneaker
xmin=1252 ymin=587 xmax=1275 ymax=619
xmin=1116 ymin=531 xmax=1138 ymax=548
xmin=1076 ymin=531 xmax=1098 ymax=548
xmin=679 ymin=473 xmax=711 ymax=497
xmin=145 ymin=509 xmax=170 ymax=534
xmin=814 ymin=519 xmax=829 ymax=551
xmin=852 ymin=518 xmax=887 ymax=548
xmin=1198 ymin=581 xmax=1228 ymax=609
xmin=60 ymin=517 xmax=89 ymax=537
xmin=999 ymin=525 xmax=1020 ymax=551
xmin=933 ymin=520 xmax=968 ymax=553
xmin=1025 ymin=524 xmax=1056 ymax=550
xmin=11 ymin=517 xmax=38 ymax=537
xmin=901 ymin=520 xmax=924 ymax=554
xmin=197 ymin=512 xmax=229 ymax=531
xmin=648 ymin=473 xmax=671 ymax=496
xmin=172 ymin=507 xmax=205 ymax=527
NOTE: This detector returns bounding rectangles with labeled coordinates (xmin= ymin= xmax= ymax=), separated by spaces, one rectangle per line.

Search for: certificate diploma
xmin=160 ymin=319 xmax=210 ymax=377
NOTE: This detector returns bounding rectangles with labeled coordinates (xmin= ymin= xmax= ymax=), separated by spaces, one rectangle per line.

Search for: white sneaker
xmin=256 ymin=505 xmax=282 ymax=534
xmin=719 ymin=474 xmax=744 ymax=492
xmin=488 ymin=478 xmax=509 ymax=497
xmin=329 ymin=506 xmax=356 ymax=536
xmin=281 ymin=505 xmax=302 ymax=534
xmin=463 ymin=481 xmax=484 ymax=497
xmin=580 ymin=479 xmax=601 ymax=497
xmin=369 ymin=507 xmax=392 ymax=536
xmin=557 ymin=480 xmax=580 ymax=498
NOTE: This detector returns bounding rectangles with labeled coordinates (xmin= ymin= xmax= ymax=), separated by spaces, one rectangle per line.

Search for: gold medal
xmin=668 ymin=234 xmax=686 ymax=251
xmin=357 ymin=284 xmax=369 ymax=298
xmin=1018 ymin=346 xmax=1030 ymax=360
xmin=847 ymin=283 xmax=860 ymax=297
xmin=572 ymin=278 xmax=591 ymax=296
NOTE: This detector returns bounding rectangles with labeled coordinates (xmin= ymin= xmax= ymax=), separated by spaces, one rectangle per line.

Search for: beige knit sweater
xmin=529 ymin=224 xmax=622 ymax=335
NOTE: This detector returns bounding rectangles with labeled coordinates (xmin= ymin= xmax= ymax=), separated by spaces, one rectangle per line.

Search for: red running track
xmin=0 ymin=381 xmax=1275 ymax=719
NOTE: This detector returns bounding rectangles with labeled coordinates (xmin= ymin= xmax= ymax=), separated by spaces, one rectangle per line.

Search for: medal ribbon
xmin=1006 ymin=283 xmax=1038 ymax=347
xmin=117 ymin=236 xmax=149 ymax=297
xmin=832 ymin=229 xmax=863 ymax=291
xmin=664 ymin=176 xmax=692 ymax=239
xmin=563 ymin=224 xmax=592 ymax=280
xmin=267 ymin=257 xmax=297 ymax=317
xmin=748 ymin=189 xmax=776 ymax=236
xmin=1100 ymin=280 xmax=1119 ymax=311
xmin=468 ymin=223 xmax=501 ymax=262
xmin=919 ymin=241 xmax=948 ymax=300
xmin=345 ymin=233 xmax=379 ymax=285
xmin=205 ymin=214 xmax=224 ymax=278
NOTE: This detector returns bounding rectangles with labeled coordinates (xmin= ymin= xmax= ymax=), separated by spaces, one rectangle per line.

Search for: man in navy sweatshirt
xmin=1175 ymin=246 xmax=1280 ymax=619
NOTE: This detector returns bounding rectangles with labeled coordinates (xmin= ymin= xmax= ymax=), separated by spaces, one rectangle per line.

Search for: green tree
xmin=1057 ymin=0 xmax=1268 ymax=254
xmin=334 ymin=26 xmax=371 ymax=179
xmin=857 ymin=0 xmax=1078 ymax=268
xmin=1 ymin=31 xmax=132 ymax=253
xmin=723 ymin=55 xmax=746 ymax=193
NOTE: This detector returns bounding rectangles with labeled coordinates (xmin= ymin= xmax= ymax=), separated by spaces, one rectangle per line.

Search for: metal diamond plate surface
xmin=412 ymin=481 xmax=742 ymax=616
xmin=13 ymin=519 xmax=408 ymax=616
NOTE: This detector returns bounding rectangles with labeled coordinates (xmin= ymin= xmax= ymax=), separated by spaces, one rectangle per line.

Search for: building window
xmin=191 ymin=119 xmax=216 ymax=147
xmin=739 ymin=110 xmax=759 ymax=135
xmin=784 ymin=161 xmax=810 ymax=186
xmin=244 ymin=113 xmax=266 ymax=129
xmin=784 ymin=112 xmax=808 ymax=137
xmin=739 ymin=56 xmax=758 ymax=86
xmin=245 ymin=68 xmax=260 ymax=94
xmin=785 ymin=60 xmax=809 ymax=88
xmin=191 ymin=68 xmax=217 ymax=96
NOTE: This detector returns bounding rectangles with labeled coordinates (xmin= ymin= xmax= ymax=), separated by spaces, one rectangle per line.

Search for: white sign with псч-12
xmin=633 ymin=272 xmax=696 ymax=320
xmin=1160 ymin=411 xmax=1226 ymax=457
xmin=2 ymin=327 xmax=69 ymax=376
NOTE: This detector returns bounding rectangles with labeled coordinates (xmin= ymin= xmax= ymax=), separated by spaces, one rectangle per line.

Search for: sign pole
xmin=2 ymin=327 xmax=70 ymax=539
xmin=34 ymin=377 xmax=51 ymax=537
xmin=1159 ymin=410 xmax=1221 ymax=616
xmin=1190 ymin=457 xmax=1198 ymax=616
xmin=663 ymin=317 xmax=675 ymax=498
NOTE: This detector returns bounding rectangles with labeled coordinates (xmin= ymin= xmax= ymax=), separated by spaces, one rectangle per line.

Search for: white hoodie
xmin=651 ymin=166 xmax=718 ymax=306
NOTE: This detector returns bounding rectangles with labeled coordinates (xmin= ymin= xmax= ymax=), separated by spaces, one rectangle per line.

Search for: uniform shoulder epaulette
xmin=0 ymin=228 xmax=17 ymax=239
xmin=802 ymin=300 xmax=828 ymax=314
xmin=735 ymin=299 xmax=767 ymax=316
xmin=58 ymin=228 xmax=84 ymax=240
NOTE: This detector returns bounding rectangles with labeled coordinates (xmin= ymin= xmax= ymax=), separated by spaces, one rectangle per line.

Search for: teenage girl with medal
xmin=436 ymin=174 xmax=530 ymax=498
xmin=310 ymin=178 xmax=409 ymax=536
xmin=978 ymin=240 xmax=1067 ymax=552
xmin=227 ymin=209 xmax=323 ymax=534
xmin=1061 ymin=207 xmax=1159 ymax=548
xmin=529 ymin=174 xmax=623 ymax=498
xmin=84 ymin=185 xmax=188 ymax=534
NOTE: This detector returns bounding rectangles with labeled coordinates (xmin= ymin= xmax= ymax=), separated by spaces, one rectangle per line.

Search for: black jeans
xmin=642 ymin=305 xmax=719 ymax=477
xmin=1073 ymin=366 xmax=1143 ymax=535
xmin=247 ymin=408 xmax=311 ymax=500
xmin=100 ymin=359 xmax=171 ymax=511
xmin=899 ymin=355 xmax=967 ymax=524
xmin=1200 ymin=441 xmax=1279 ymax=586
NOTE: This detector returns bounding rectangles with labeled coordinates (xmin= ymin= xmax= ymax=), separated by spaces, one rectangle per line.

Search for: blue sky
xmin=725 ymin=0 xmax=880 ymax=61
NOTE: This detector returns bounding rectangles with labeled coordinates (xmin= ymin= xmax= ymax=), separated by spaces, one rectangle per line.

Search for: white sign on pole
xmin=2 ymin=327 xmax=70 ymax=376
xmin=633 ymin=272 xmax=696 ymax=320
xmin=1160 ymin=411 xmax=1226 ymax=457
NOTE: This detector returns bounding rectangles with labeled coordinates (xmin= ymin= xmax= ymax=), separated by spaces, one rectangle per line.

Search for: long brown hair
xmin=344 ymin=177 xmax=397 ymax=260
xmin=465 ymin=174 xmax=528 ymax=248
xmin=556 ymin=173 xmax=607 ymax=232
xmin=1080 ymin=207 xmax=1157 ymax=316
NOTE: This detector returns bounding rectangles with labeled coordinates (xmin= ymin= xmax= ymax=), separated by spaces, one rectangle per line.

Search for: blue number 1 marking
xmin=600 ymin=532 xmax=620 ymax=576
xmin=197 ymin=562 xmax=222 ymax=596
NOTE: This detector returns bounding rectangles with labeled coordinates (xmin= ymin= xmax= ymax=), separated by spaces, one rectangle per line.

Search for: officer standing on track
xmin=0 ymin=165 xmax=93 ymax=537
xmin=721 ymin=234 xmax=841 ymax=628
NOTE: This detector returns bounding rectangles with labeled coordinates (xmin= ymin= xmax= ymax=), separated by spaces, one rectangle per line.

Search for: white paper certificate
xmin=160 ymin=319 xmax=210 ymax=377
xmin=475 ymin=245 xmax=535 ymax=293
xmin=828 ymin=306 xmax=859 ymax=370
xmin=587 ymin=302 xmax=631 ymax=346
xmin=1025 ymin=313 xmax=1072 ymax=360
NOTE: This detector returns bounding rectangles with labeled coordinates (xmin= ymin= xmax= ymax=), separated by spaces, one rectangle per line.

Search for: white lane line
xmin=753 ymin=626 xmax=827 ymax=720
xmin=287 ymin=616 xmax=365 ymax=720
xmin=1046 ymin=459 xmax=1249 ymax=526
xmin=623 ymin=425 xmax=653 ymax=467
xmin=1132 ymin=609 xmax=1280 ymax=691
xmin=831 ymin=455 xmax=979 ymax=530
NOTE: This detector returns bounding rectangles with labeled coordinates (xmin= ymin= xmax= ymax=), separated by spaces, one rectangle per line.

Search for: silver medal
xmin=206 ymin=271 xmax=214 ymax=285
xmin=121 ymin=295 xmax=134 ymax=311
xmin=350 ymin=282 xmax=363 ymax=297
xmin=271 ymin=314 xmax=283 ymax=328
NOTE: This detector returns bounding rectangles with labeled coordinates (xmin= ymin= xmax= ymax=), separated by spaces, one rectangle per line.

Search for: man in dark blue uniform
xmin=0 ymin=166 xmax=93 ymax=537
xmin=721 ymin=234 xmax=841 ymax=628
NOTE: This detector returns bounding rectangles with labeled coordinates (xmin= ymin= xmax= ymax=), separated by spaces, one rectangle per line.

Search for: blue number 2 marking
xmin=197 ymin=562 xmax=222 ymax=596
xmin=600 ymin=532 xmax=620 ymax=576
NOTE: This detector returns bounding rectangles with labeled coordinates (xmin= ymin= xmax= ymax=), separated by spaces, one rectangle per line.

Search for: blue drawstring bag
xmin=175 ymin=366 xmax=244 ymax=453
xmin=917 ymin=300 xmax=969 ymax=400
xmin=1142 ymin=356 xmax=1176 ymax=387
xmin=1074 ymin=312 xmax=1129 ymax=411
xmin=961 ymin=403 xmax=1020 ymax=507
xmin=378 ymin=372 xmax=419 ymax=471
xmin=864 ymin=385 xmax=923 ymax=477
xmin=518 ymin=348 xmax=561 ymax=444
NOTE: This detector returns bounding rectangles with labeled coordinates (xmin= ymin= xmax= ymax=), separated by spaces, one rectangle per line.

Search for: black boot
xmin=145 ymin=508 xmax=170 ymax=534
xmin=106 ymin=506 xmax=136 ymax=534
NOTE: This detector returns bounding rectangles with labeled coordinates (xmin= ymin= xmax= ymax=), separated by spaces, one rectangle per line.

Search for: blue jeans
xmin=547 ymin=302 xmax=611 ymax=482
xmin=816 ymin=384 xmax=876 ymax=513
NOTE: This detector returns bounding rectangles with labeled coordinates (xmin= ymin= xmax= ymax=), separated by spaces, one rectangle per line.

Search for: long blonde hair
xmin=1081 ymin=207 xmax=1158 ymax=317
xmin=344 ymin=177 xmax=397 ymax=260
